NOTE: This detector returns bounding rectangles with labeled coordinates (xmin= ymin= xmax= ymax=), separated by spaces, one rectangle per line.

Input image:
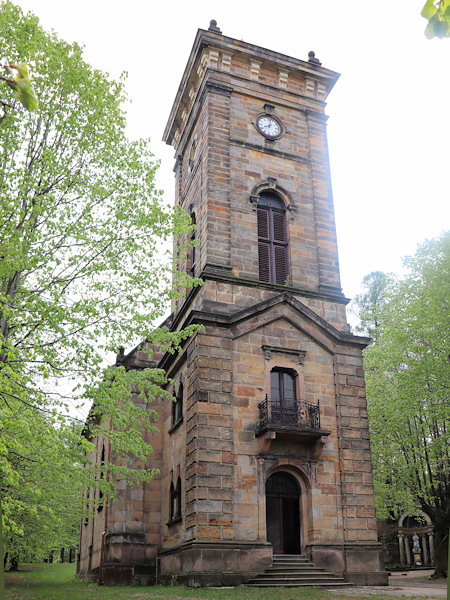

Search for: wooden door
xmin=266 ymin=472 xmax=301 ymax=554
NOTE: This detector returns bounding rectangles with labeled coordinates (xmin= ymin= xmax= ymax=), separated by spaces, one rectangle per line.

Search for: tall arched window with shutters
xmin=189 ymin=213 xmax=196 ymax=277
xmin=257 ymin=193 xmax=288 ymax=284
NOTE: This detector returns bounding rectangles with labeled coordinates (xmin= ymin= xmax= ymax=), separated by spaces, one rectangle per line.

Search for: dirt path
xmin=329 ymin=570 xmax=448 ymax=599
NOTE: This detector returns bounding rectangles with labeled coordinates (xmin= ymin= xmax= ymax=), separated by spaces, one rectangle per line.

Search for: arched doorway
xmin=266 ymin=472 xmax=301 ymax=554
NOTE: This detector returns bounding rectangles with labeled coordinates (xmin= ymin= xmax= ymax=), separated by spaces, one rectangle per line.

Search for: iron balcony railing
xmin=257 ymin=395 xmax=321 ymax=431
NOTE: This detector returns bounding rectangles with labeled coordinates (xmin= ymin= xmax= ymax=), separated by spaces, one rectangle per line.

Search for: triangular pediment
xmin=227 ymin=292 xmax=368 ymax=352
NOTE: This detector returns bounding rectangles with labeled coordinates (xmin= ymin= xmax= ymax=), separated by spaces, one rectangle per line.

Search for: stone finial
xmin=208 ymin=19 xmax=222 ymax=33
xmin=308 ymin=50 xmax=322 ymax=66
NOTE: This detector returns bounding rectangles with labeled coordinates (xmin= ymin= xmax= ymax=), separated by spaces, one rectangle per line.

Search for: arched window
xmin=270 ymin=368 xmax=297 ymax=426
xmin=169 ymin=480 xmax=175 ymax=521
xmin=271 ymin=368 xmax=297 ymax=410
xmin=169 ymin=476 xmax=182 ymax=522
xmin=189 ymin=213 xmax=196 ymax=276
xmin=175 ymin=476 xmax=182 ymax=519
xmin=172 ymin=381 xmax=183 ymax=427
xmin=257 ymin=193 xmax=288 ymax=284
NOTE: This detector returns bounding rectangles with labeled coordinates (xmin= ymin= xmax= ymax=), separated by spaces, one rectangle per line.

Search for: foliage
xmin=1 ymin=404 xmax=82 ymax=564
xmin=0 ymin=62 xmax=39 ymax=119
xmin=350 ymin=271 xmax=389 ymax=340
xmin=0 ymin=0 xmax=200 ymax=575
xmin=355 ymin=233 xmax=450 ymax=576
xmin=422 ymin=0 xmax=450 ymax=38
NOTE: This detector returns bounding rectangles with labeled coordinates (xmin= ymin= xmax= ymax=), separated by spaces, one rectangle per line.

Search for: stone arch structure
xmin=249 ymin=178 xmax=295 ymax=216
xmin=397 ymin=511 xmax=434 ymax=567
xmin=263 ymin=463 xmax=313 ymax=554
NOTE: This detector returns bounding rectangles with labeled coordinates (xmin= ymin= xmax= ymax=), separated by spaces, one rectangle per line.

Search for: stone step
xmin=264 ymin=571 xmax=339 ymax=578
xmin=268 ymin=568 xmax=328 ymax=572
xmin=247 ymin=554 xmax=352 ymax=588
xmin=271 ymin=560 xmax=311 ymax=565
xmin=247 ymin=582 xmax=353 ymax=588
xmin=273 ymin=554 xmax=307 ymax=560
xmin=253 ymin=574 xmax=344 ymax=582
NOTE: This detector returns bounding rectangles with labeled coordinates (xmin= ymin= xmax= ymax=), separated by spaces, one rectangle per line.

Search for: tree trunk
xmin=60 ymin=548 xmax=65 ymax=563
xmin=433 ymin=522 xmax=449 ymax=578
xmin=9 ymin=556 xmax=18 ymax=572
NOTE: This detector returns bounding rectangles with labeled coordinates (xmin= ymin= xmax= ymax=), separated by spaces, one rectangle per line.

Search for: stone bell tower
xmin=78 ymin=20 xmax=387 ymax=587
xmin=156 ymin=20 xmax=386 ymax=586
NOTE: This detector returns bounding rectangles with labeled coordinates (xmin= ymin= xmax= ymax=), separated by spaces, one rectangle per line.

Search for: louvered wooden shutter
xmin=257 ymin=197 xmax=288 ymax=284
xmin=257 ymin=208 xmax=269 ymax=239
xmin=258 ymin=242 xmax=271 ymax=282
xmin=274 ymin=245 xmax=288 ymax=284
xmin=272 ymin=211 xmax=286 ymax=242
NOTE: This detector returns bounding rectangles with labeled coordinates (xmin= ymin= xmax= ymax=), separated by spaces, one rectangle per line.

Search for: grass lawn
xmin=4 ymin=563 xmax=440 ymax=600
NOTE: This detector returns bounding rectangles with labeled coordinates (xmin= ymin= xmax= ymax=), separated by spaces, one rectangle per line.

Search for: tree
xmin=356 ymin=233 xmax=450 ymax=577
xmin=0 ymin=1 xmax=199 ymax=585
xmin=350 ymin=270 xmax=389 ymax=340
xmin=1 ymin=406 xmax=83 ymax=568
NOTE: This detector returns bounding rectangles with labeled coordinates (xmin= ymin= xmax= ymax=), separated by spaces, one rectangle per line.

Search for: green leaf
xmin=422 ymin=0 xmax=450 ymax=38
xmin=421 ymin=0 xmax=437 ymax=20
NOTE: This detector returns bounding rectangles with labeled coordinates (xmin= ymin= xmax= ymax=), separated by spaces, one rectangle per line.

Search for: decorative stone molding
xmin=262 ymin=345 xmax=306 ymax=365
xmin=181 ymin=108 xmax=188 ymax=123
xmin=188 ymin=86 xmax=196 ymax=103
xmin=257 ymin=430 xmax=276 ymax=456
xmin=208 ymin=19 xmax=222 ymax=33
xmin=278 ymin=69 xmax=289 ymax=88
xmin=310 ymin=438 xmax=326 ymax=460
xmin=173 ymin=128 xmax=181 ymax=148
xmin=197 ymin=51 xmax=208 ymax=78
xmin=197 ymin=48 xmax=220 ymax=78
xmin=305 ymin=77 xmax=316 ymax=97
xmin=250 ymin=60 xmax=262 ymax=80
xmin=222 ymin=53 xmax=232 ymax=72
xmin=248 ymin=178 xmax=294 ymax=217
xmin=248 ymin=177 xmax=297 ymax=220
xmin=209 ymin=49 xmax=220 ymax=69
xmin=317 ymin=82 xmax=327 ymax=100
xmin=307 ymin=50 xmax=322 ymax=66
xmin=249 ymin=194 xmax=259 ymax=210
xmin=263 ymin=103 xmax=275 ymax=114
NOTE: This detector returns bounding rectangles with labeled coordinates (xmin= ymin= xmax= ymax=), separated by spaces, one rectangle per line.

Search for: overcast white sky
xmin=15 ymin=0 xmax=449 ymax=303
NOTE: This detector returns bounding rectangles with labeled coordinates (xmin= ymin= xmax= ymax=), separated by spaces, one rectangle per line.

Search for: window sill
xmin=168 ymin=417 xmax=183 ymax=435
xmin=167 ymin=516 xmax=182 ymax=527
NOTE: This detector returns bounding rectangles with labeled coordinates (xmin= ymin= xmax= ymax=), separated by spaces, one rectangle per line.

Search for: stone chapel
xmin=77 ymin=21 xmax=387 ymax=587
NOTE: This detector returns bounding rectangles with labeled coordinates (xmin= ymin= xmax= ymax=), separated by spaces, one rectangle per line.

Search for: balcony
xmin=255 ymin=396 xmax=330 ymax=454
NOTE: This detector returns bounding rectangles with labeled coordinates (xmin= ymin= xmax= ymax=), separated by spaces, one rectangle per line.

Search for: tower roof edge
xmin=162 ymin=28 xmax=340 ymax=147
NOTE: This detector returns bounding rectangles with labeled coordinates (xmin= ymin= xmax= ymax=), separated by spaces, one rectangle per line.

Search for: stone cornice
xmin=157 ymin=290 xmax=369 ymax=373
xmin=200 ymin=263 xmax=349 ymax=304
xmin=163 ymin=28 xmax=339 ymax=148
xmin=231 ymin=138 xmax=311 ymax=166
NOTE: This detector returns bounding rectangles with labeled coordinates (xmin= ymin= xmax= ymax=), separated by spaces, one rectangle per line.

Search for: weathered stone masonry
xmin=78 ymin=22 xmax=387 ymax=587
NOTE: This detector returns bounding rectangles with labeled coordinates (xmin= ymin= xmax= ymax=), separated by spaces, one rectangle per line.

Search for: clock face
xmin=256 ymin=114 xmax=283 ymax=139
